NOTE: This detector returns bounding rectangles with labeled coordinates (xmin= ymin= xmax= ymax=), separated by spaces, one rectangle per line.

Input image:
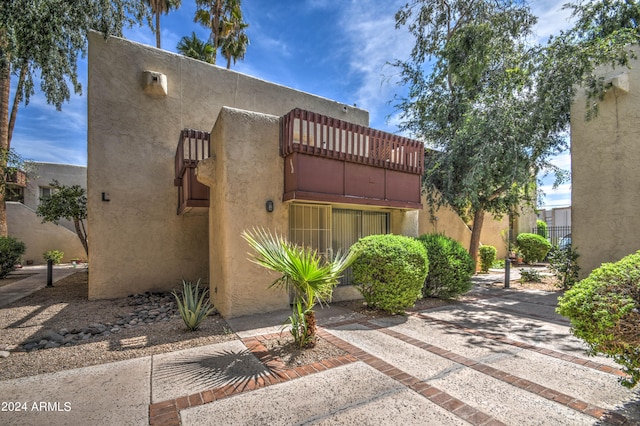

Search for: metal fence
xmin=531 ymin=225 xmax=571 ymax=247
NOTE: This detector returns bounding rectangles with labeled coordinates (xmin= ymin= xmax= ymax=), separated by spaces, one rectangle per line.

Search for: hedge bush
xmin=479 ymin=245 xmax=497 ymax=273
xmin=0 ymin=236 xmax=26 ymax=279
xmin=557 ymin=251 xmax=640 ymax=388
xmin=43 ymin=250 xmax=64 ymax=265
xmin=536 ymin=219 xmax=548 ymax=238
xmin=516 ymin=233 xmax=551 ymax=263
xmin=417 ymin=234 xmax=473 ymax=299
xmin=351 ymin=234 xmax=428 ymax=314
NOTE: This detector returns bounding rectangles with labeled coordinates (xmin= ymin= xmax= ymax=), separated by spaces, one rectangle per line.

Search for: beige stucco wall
xmin=197 ymin=108 xmax=289 ymax=318
xmin=416 ymin=194 xmax=511 ymax=260
xmin=7 ymin=202 xmax=86 ymax=265
xmin=87 ymin=32 xmax=368 ymax=299
xmin=7 ymin=163 xmax=87 ymax=264
xmin=571 ymin=49 xmax=640 ymax=277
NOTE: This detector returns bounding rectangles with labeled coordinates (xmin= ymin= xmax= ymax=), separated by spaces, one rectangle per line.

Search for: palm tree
xmin=242 ymin=228 xmax=356 ymax=348
xmin=177 ymin=32 xmax=215 ymax=64
xmin=144 ymin=0 xmax=182 ymax=48
xmin=194 ymin=0 xmax=246 ymax=65
xmin=220 ymin=16 xmax=249 ymax=68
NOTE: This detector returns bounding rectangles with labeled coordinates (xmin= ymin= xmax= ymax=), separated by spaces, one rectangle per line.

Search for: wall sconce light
xmin=102 ymin=192 xmax=110 ymax=202
xmin=266 ymin=200 xmax=274 ymax=213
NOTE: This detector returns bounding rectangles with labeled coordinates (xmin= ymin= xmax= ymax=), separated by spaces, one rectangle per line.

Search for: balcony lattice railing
xmin=280 ymin=108 xmax=424 ymax=175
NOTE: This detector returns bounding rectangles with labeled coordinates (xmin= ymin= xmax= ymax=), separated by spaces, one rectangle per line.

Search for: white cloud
xmin=336 ymin=0 xmax=410 ymax=130
xmin=530 ymin=0 xmax=574 ymax=42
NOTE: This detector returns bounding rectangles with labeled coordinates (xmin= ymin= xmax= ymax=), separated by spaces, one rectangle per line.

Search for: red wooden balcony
xmin=174 ymin=129 xmax=210 ymax=215
xmin=6 ymin=169 xmax=27 ymax=187
xmin=280 ymin=108 xmax=424 ymax=209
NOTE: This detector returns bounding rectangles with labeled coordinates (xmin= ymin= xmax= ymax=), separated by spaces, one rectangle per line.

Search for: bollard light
xmin=46 ymin=259 xmax=53 ymax=287
xmin=504 ymin=258 xmax=510 ymax=289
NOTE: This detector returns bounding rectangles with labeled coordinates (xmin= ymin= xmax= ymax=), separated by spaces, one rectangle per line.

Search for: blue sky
xmin=10 ymin=0 xmax=573 ymax=208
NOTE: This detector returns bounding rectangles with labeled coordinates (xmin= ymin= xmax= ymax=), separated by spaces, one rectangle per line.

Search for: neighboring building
xmin=571 ymin=46 xmax=640 ymax=277
xmin=87 ymin=33 xmax=526 ymax=317
xmin=7 ymin=162 xmax=87 ymax=265
xmin=538 ymin=206 xmax=571 ymax=228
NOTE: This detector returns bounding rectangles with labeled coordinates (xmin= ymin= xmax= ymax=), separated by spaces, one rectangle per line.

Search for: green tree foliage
xmin=0 ymin=236 xmax=25 ymax=278
xmin=351 ymin=234 xmax=428 ymax=314
xmin=177 ymin=32 xmax=215 ymax=64
xmin=393 ymin=0 xmax=640 ymax=267
xmin=479 ymin=245 xmax=497 ymax=273
xmin=144 ymin=0 xmax=182 ymax=49
xmin=0 ymin=0 xmax=147 ymax=235
xmin=417 ymin=234 xmax=474 ymax=299
xmin=36 ymin=181 xmax=88 ymax=256
xmin=242 ymin=228 xmax=355 ymax=348
xmin=516 ymin=233 xmax=551 ymax=264
xmin=194 ymin=0 xmax=249 ymax=67
xmin=557 ymin=251 xmax=640 ymax=388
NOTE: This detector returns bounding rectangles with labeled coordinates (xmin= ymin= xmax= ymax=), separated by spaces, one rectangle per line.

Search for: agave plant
xmin=242 ymin=227 xmax=356 ymax=348
xmin=172 ymin=279 xmax=215 ymax=331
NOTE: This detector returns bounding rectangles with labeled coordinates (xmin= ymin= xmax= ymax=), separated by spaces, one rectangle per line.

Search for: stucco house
xmin=87 ymin=32 xmax=529 ymax=318
xmin=7 ymin=162 xmax=87 ymax=265
xmin=571 ymin=46 xmax=640 ymax=277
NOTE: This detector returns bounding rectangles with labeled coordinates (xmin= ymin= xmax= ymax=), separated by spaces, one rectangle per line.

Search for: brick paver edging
xmin=413 ymin=312 xmax=629 ymax=379
xmin=363 ymin=322 xmax=629 ymax=425
xmin=148 ymin=332 xmax=357 ymax=426
xmin=315 ymin=328 xmax=506 ymax=426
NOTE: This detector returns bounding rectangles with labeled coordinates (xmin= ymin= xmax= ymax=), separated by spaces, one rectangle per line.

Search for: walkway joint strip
xmin=369 ymin=319 xmax=628 ymax=423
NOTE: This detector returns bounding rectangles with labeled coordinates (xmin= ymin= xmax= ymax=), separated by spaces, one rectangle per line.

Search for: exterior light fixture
xmin=266 ymin=200 xmax=274 ymax=213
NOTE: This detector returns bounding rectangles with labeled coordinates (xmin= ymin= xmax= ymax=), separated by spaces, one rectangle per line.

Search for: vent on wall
xmin=142 ymin=70 xmax=168 ymax=96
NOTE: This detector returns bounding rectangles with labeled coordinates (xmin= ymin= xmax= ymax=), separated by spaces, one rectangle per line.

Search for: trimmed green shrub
xmin=0 ymin=236 xmax=26 ymax=279
xmin=478 ymin=245 xmax=497 ymax=273
xmin=536 ymin=219 xmax=548 ymax=238
xmin=557 ymin=251 xmax=640 ymax=388
xmin=351 ymin=234 xmax=428 ymax=314
xmin=547 ymin=245 xmax=580 ymax=290
xmin=515 ymin=233 xmax=551 ymax=264
xmin=43 ymin=250 xmax=64 ymax=264
xmin=417 ymin=234 xmax=474 ymax=299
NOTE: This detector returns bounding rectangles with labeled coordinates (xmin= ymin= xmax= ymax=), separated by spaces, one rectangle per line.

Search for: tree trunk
xmin=469 ymin=208 xmax=485 ymax=271
xmin=0 ymin=44 xmax=11 ymax=237
xmin=155 ymin=11 xmax=161 ymax=48
xmin=8 ymin=62 xmax=27 ymax=147
xmin=74 ymin=218 xmax=89 ymax=256
xmin=304 ymin=310 xmax=316 ymax=347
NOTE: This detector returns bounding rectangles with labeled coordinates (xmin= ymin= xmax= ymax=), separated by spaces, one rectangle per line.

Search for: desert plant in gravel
xmin=478 ymin=245 xmax=497 ymax=273
xmin=557 ymin=251 xmax=640 ymax=388
xmin=417 ymin=234 xmax=473 ymax=299
xmin=242 ymin=227 xmax=356 ymax=348
xmin=351 ymin=234 xmax=428 ymax=314
xmin=172 ymin=279 xmax=215 ymax=331
xmin=0 ymin=236 xmax=26 ymax=278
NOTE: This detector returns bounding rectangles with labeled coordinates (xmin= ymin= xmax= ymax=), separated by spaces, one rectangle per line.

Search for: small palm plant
xmin=242 ymin=228 xmax=356 ymax=348
xmin=172 ymin=279 xmax=215 ymax=331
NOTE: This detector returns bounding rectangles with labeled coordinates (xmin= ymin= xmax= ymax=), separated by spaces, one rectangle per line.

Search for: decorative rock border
xmin=12 ymin=292 xmax=180 ymax=353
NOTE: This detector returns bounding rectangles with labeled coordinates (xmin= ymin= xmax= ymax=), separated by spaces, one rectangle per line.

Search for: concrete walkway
xmin=0 ymin=264 xmax=84 ymax=308
xmin=0 ymin=272 xmax=638 ymax=425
